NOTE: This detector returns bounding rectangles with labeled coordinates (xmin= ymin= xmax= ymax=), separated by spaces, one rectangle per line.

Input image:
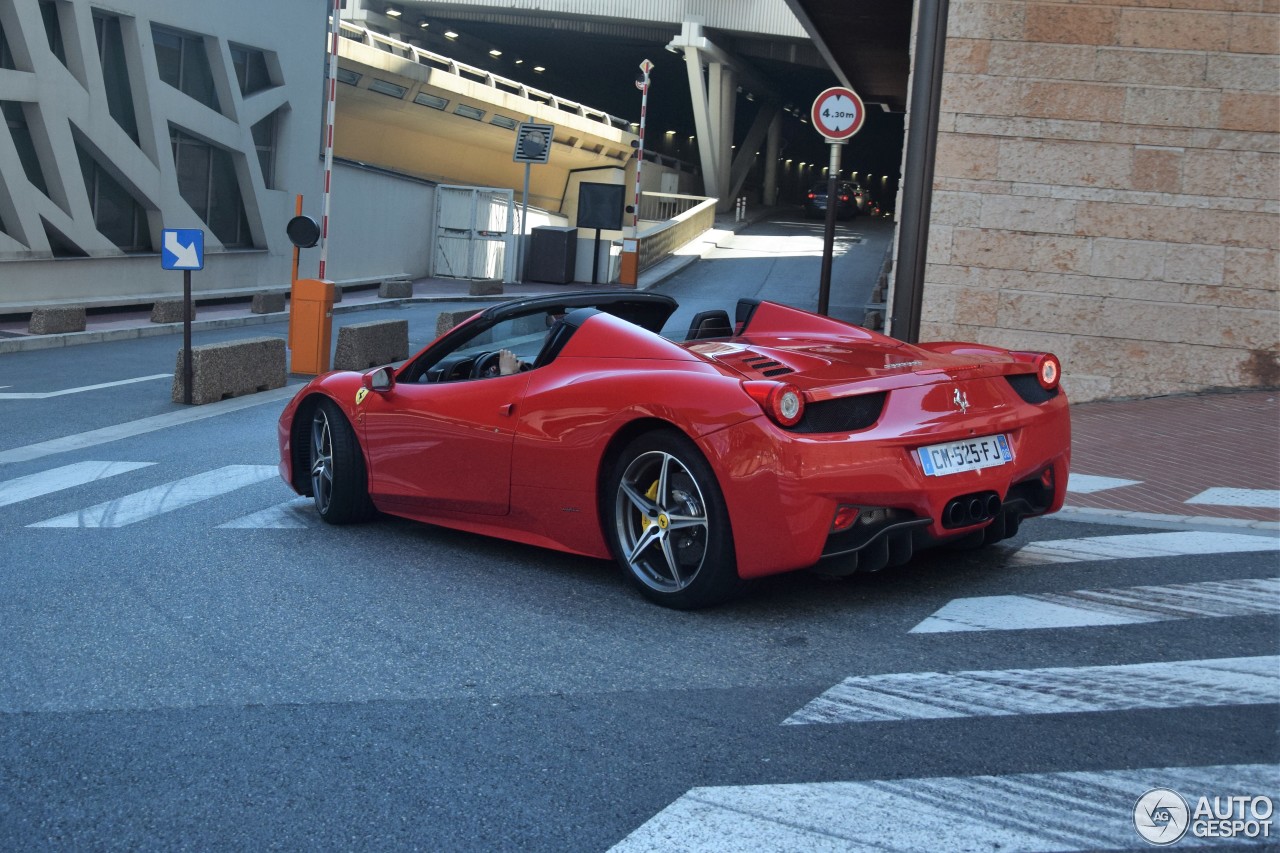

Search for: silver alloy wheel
xmin=614 ymin=449 xmax=710 ymax=593
xmin=310 ymin=407 xmax=334 ymax=515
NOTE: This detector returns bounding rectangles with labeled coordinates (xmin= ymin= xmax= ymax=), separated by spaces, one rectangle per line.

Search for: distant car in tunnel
xmin=804 ymin=181 xmax=858 ymax=220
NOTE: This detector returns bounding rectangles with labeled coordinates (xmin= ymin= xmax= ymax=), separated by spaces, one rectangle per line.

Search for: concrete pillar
xmin=682 ymin=46 xmax=718 ymax=199
xmin=711 ymin=63 xmax=736 ymax=212
xmin=763 ymin=111 xmax=781 ymax=207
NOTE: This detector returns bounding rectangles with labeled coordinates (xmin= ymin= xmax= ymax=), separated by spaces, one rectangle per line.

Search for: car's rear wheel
xmin=605 ymin=430 xmax=739 ymax=609
xmin=309 ymin=398 xmax=376 ymax=524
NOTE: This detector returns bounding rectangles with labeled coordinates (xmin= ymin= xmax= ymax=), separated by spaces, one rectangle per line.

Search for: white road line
xmin=0 ymin=385 xmax=299 ymax=465
xmin=1187 ymin=487 xmax=1280 ymax=509
xmin=218 ymin=497 xmax=314 ymax=528
xmin=0 ymin=374 xmax=171 ymax=400
xmin=783 ymin=656 xmax=1278 ymax=725
xmin=0 ymin=461 xmax=155 ymax=508
xmin=610 ymin=764 xmax=1277 ymax=853
xmin=28 ymin=465 xmax=278 ymax=528
xmin=910 ymin=577 xmax=1280 ymax=633
xmin=1068 ymin=473 xmax=1141 ymax=493
xmin=1008 ymin=530 xmax=1280 ymax=565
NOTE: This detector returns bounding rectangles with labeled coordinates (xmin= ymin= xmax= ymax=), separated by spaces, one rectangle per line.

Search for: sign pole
xmin=512 ymin=121 xmax=553 ymax=283
xmin=317 ymin=0 xmax=340 ymax=281
xmin=162 ymin=228 xmax=204 ymax=404
xmin=182 ymin=268 xmax=193 ymax=405
xmin=291 ymin=194 xmax=303 ymax=285
xmin=518 ymin=161 xmax=531 ymax=281
xmin=818 ymin=141 xmax=842 ymax=317
xmin=518 ymin=115 xmax=534 ymax=282
xmin=809 ymin=86 xmax=866 ymax=318
xmin=632 ymin=60 xmax=652 ymax=229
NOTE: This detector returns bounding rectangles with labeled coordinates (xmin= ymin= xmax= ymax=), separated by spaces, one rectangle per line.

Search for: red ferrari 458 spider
xmin=278 ymin=291 xmax=1070 ymax=609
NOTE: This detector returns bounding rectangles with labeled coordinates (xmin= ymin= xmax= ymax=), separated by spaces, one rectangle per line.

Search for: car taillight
xmin=1035 ymin=353 xmax=1061 ymax=390
xmin=840 ymin=194 xmax=850 ymax=202
xmin=807 ymin=192 xmax=816 ymax=200
xmin=743 ymin=380 xmax=805 ymax=428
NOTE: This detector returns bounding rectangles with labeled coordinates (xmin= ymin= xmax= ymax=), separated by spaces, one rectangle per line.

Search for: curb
xmin=1056 ymin=504 xmax=1279 ymax=535
xmin=0 ymin=292 xmax=517 ymax=355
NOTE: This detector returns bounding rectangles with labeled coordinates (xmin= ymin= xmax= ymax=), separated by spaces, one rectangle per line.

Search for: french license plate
xmin=917 ymin=434 xmax=1012 ymax=477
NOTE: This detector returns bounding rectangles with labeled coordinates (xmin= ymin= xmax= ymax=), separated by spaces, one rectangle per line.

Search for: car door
xmin=359 ymin=371 xmax=531 ymax=516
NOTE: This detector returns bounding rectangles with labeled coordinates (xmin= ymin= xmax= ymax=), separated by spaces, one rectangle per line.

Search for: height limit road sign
xmin=514 ymin=122 xmax=554 ymax=164
xmin=811 ymin=86 xmax=866 ymax=141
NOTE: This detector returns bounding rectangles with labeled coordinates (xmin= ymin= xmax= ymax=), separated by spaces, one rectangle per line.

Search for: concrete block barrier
xmin=469 ymin=278 xmax=502 ymax=296
xmin=333 ymin=319 xmax=409 ymax=370
xmin=252 ymin=292 xmax=286 ymax=314
xmin=28 ymin=306 xmax=86 ymax=334
xmin=436 ymin=309 xmax=476 ymax=337
xmin=378 ymin=277 xmax=413 ymax=298
xmin=151 ymin=299 xmax=194 ymax=324
xmin=172 ymin=336 xmax=286 ymax=405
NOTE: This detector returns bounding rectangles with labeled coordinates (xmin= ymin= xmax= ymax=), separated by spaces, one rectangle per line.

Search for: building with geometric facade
xmin=0 ymin=0 xmax=331 ymax=308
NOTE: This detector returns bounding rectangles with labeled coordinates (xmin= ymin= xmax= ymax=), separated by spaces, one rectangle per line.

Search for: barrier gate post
xmin=288 ymin=278 xmax=334 ymax=375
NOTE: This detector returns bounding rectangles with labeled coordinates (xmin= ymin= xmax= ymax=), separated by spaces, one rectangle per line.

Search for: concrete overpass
xmin=339 ymin=0 xmax=888 ymax=212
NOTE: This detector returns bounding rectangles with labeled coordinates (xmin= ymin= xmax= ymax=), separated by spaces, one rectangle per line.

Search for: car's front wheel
xmin=309 ymin=398 xmax=376 ymax=524
xmin=605 ymin=430 xmax=740 ymax=609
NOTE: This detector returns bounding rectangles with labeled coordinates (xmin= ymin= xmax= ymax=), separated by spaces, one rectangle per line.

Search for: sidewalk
xmin=1063 ymin=389 xmax=1278 ymax=531
xmin=1 ymin=209 xmax=1276 ymax=532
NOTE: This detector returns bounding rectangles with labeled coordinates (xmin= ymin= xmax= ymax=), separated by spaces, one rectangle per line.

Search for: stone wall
xmin=923 ymin=0 xmax=1279 ymax=401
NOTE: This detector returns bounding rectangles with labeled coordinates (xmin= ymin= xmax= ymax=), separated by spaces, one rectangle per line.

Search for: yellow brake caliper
xmin=640 ymin=481 xmax=659 ymax=531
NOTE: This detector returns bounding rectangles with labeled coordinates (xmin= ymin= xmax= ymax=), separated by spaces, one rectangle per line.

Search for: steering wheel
xmin=470 ymin=350 xmax=503 ymax=379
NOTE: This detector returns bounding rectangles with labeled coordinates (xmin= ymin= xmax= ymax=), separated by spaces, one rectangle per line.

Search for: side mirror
xmin=364 ymin=366 xmax=395 ymax=392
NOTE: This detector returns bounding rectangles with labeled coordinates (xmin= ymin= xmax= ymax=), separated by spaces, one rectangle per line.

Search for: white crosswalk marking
xmin=783 ymin=656 xmax=1278 ymax=726
xmin=0 ymin=385 xmax=298 ymax=464
xmin=0 ymin=461 xmax=154 ymax=508
xmin=610 ymin=764 xmax=1278 ymax=852
xmin=218 ymin=497 xmax=315 ymax=528
xmin=28 ymin=465 xmax=278 ymax=528
xmin=1009 ymin=530 xmax=1280 ymax=565
xmin=911 ymin=577 xmax=1280 ymax=633
xmin=0 ymin=374 xmax=170 ymax=399
xmin=1187 ymin=487 xmax=1280 ymax=509
xmin=1067 ymin=473 xmax=1141 ymax=493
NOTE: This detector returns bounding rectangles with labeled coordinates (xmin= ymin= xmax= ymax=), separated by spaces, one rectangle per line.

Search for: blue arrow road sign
xmin=162 ymin=228 xmax=204 ymax=270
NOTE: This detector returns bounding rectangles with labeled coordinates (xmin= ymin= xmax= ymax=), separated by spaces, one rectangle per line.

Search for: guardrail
xmin=636 ymin=194 xmax=717 ymax=272
xmin=338 ymin=21 xmax=631 ymax=132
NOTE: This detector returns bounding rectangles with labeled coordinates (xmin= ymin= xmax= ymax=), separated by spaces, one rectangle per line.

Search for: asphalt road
xmin=1 ymin=216 xmax=1276 ymax=851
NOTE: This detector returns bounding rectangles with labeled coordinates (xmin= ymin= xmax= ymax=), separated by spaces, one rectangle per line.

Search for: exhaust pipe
xmin=943 ymin=491 xmax=1002 ymax=529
